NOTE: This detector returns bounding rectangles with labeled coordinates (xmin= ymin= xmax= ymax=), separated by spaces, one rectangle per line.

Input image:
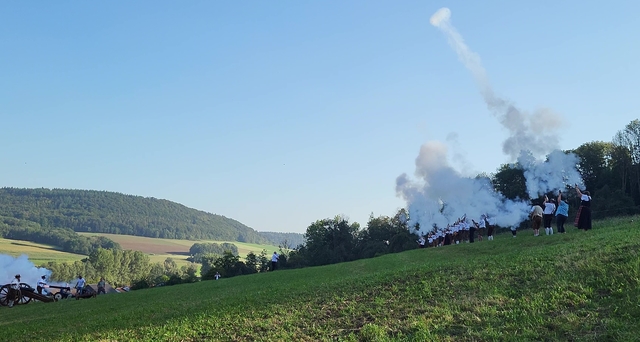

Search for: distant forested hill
xmin=0 ymin=188 xmax=268 ymax=243
xmin=258 ymin=231 xmax=305 ymax=248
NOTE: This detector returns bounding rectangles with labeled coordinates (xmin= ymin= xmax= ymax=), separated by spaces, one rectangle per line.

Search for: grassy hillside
xmin=0 ymin=238 xmax=85 ymax=265
xmin=1 ymin=216 xmax=638 ymax=341
xmin=0 ymin=187 xmax=268 ymax=243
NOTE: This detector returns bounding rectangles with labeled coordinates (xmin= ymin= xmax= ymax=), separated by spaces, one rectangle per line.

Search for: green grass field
xmin=2 ymin=216 xmax=639 ymax=341
xmin=0 ymin=238 xmax=86 ymax=265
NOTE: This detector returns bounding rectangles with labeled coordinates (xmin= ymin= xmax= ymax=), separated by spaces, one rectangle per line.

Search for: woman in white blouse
xmin=574 ymin=185 xmax=592 ymax=230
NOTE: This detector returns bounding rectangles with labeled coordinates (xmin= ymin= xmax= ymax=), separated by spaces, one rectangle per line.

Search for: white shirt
xmin=271 ymin=254 xmax=279 ymax=262
xmin=76 ymin=278 xmax=86 ymax=288
xmin=543 ymin=203 xmax=556 ymax=215
xmin=10 ymin=277 xmax=20 ymax=290
xmin=581 ymin=194 xmax=591 ymax=201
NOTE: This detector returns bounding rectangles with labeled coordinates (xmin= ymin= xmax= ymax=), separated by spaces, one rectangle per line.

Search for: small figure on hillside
xmin=543 ymin=195 xmax=556 ymax=235
xmin=8 ymin=274 xmax=21 ymax=308
xmin=530 ymin=202 xmax=543 ymax=236
xmin=37 ymin=275 xmax=50 ymax=295
xmin=468 ymin=218 xmax=477 ymax=243
xmin=556 ymin=190 xmax=569 ymax=234
xmin=574 ymin=185 xmax=592 ymax=231
xmin=214 ymin=272 xmax=221 ymax=280
xmin=97 ymin=277 xmax=106 ymax=295
xmin=417 ymin=235 xmax=426 ymax=248
xmin=485 ymin=215 xmax=495 ymax=241
xmin=75 ymin=275 xmax=86 ymax=296
xmin=271 ymin=252 xmax=279 ymax=271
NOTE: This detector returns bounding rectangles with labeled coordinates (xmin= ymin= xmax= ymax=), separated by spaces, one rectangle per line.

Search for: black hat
xmin=15 ymin=274 xmax=21 ymax=278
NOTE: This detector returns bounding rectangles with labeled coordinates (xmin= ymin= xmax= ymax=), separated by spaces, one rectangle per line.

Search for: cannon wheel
xmin=0 ymin=285 xmax=24 ymax=306
xmin=0 ymin=285 xmax=9 ymax=306
xmin=54 ymin=292 xmax=63 ymax=301
xmin=17 ymin=283 xmax=33 ymax=304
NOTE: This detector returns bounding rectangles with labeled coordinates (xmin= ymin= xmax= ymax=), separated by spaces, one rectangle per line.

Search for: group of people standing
xmin=416 ymin=185 xmax=594 ymax=249
xmin=417 ymin=214 xmax=496 ymax=248
xmin=529 ymin=185 xmax=592 ymax=235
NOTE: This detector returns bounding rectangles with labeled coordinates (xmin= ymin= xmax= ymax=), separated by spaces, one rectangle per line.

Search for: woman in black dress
xmin=574 ymin=185 xmax=592 ymax=230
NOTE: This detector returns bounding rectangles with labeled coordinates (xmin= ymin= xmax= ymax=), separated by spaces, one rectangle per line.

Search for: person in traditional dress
xmin=574 ymin=185 xmax=592 ymax=230
xmin=443 ymin=227 xmax=452 ymax=246
xmin=8 ymin=274 xmax=21 ymax=308
xmin=468 ymin=218 xmax=477 ymax=243
xmin=476 ymin=217 xmax=485 ymax=241
xmin=530 ymin=202 xmax=543 ymax=236
xmin=417 ymin=235 xmax=426 ymax=248
xmin=543 ymin=195 xmax=556 ymax=235
xmin=556 ymin=190 xmax=569 ymax=234
xmin=485 ymin=215 xmax=495 ymax=241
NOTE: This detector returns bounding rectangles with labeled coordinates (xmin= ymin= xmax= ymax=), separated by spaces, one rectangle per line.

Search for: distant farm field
xmin=77 ymin=233 xmax=280 ymax=260
xmin=0 ymin=238 xmax=86 ymax=266
xmin=0 ymin=233 xmax=278 ymax=268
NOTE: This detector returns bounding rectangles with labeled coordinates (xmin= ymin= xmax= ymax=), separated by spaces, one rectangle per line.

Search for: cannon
xmin=0 ymin=283 xmax=75 ymax=306
xmin=0 ymin=283 xmax=55 ymax=306
xmin=45 ymin=285 xmax=73 ymax=301
xmin=74 ymin=285 xmax=97 ymax=300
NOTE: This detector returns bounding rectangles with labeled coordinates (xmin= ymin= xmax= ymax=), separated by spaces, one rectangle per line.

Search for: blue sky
xmin=1 ymin=1 xmax=639 ymax=233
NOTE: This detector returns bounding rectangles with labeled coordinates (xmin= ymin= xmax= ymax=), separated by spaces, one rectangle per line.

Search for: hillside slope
xmin=0 ymin=188 xmax=267 ymax=243
xmin=1 ymin=215 xmax=638 ymax=341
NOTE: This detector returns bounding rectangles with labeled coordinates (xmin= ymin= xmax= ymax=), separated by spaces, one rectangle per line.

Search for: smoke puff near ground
xmin=396 ymin=142 xmax=532 ymax=235
xmin=0 ymin=254 xmax=51 ymax=287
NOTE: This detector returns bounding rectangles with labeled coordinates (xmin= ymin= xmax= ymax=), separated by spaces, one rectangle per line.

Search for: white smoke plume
xmin=396 ymin=142 xmax=531 ymax=235
xmin=430 ymin=7 xmax=564 ymax=160
xmin=518 ymin=150 xmax=583 ymax=198
xmin=0 ymin=254 xmax=52 ymax=287
xmin=395 ymin=8 xmax=584 ymax=234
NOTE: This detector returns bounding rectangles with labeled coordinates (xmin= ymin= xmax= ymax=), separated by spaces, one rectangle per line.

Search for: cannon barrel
xmin=47 ymin=285 xmax=71 ymax=291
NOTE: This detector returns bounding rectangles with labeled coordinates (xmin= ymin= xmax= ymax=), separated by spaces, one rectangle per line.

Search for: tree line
xmin=187 ymin=242 xmax=239 ymax=263
xmin=0 ymin=188 xmax=270 ymax=243
xmin=0 ymin=215 xmax=120 ymax=255
xmin=44 ymin=249 xmax=199 ymax=288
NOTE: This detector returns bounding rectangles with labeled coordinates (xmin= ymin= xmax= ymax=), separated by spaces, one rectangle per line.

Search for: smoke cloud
xmin=1 ymin=254 xmax=51 ymax=287
xmin=396 ymin=142 xmax=531 ymax=235
xmin=396 ymin=8 xmax=584 ymax=235
xmin=518 ymin=150 xmax=583 ymax=198
xmin=429 ymin=7 xmax=564 ymax=160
